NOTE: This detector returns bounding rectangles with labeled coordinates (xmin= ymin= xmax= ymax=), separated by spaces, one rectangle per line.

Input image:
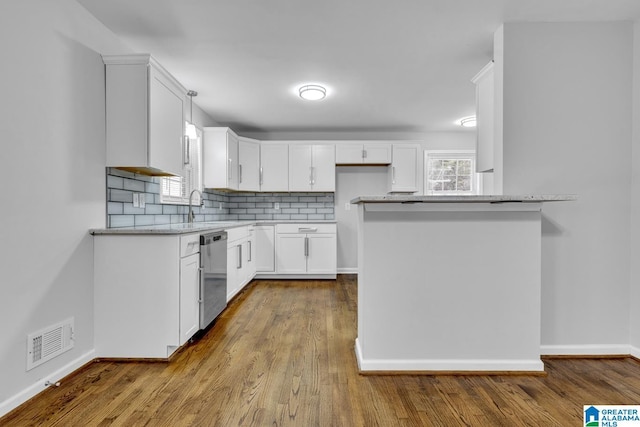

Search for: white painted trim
xmin=540 ymin=344 xmax=631 ymax=356
xmin=253 ymin=274 xmax=336 ymax=280
xmin=337 ymin=268 xmax=358 ymax=274
xmin=0 ymin=350 xmax=95 ymax=417
xmin=631 ymin=345 xmax=640 ymax=359
xmin=355 ymin=339 xmax=543 ymax=372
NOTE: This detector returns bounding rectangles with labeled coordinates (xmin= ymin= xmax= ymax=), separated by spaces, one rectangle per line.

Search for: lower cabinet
xmin=255 ymin=225 xmax=275 ymax=273
xmin=225 ymin=225 xmax=256 ymax=301
xmin=94 ymin=232 xmax=201 ymax=359
xmin=275 ymin=223 xmax=337 ymax=277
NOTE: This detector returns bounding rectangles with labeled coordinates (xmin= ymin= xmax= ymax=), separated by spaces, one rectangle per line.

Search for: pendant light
xmin=185 ymin=90 xmax=198 ymax=139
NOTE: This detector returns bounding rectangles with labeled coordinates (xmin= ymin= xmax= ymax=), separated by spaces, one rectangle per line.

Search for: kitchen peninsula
xmin=352 ymin=195 xmax=575 ymax=373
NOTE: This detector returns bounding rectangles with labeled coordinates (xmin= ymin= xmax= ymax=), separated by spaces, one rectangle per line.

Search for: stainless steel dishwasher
xmin=199 ymin=231 xmax=227 ymax=329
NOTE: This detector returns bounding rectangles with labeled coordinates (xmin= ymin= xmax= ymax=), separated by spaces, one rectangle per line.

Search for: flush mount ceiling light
xmin=459 ymin=116 xmax=477 ymax=128
xmin=299 ymin=84 xmax=326 ymax=101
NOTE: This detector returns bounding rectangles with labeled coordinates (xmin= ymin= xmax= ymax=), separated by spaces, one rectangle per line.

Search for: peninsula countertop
xmin=350 ymin=194 xmax=577 ymax=204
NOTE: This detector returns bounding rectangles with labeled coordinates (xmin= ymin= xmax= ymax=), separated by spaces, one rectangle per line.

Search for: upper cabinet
xmin=388 ymin=144 xmax=419 ymax=193
xmin=472 ymin=61 xmax=495 ymax=173
xmin=203 ymin=127 xmax=239 ymax=190
xmin=335 ymin=142 xmax=392 ymax=165
xmin=104 ymin=54 xmax=186 ymax=177
xmin=260 ymin=143 xmax=289 ymax=191
xmin=289 ymin=144 xmax=335 ymax=192
xmin=238 ymin=137 xmax=260 ymax=192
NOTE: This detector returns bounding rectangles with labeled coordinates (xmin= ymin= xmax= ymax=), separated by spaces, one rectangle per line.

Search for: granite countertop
xmin=90 ymin=220 xmax=337 ymax=235
xmin=350 ymin=194 xmax=577 ymax=204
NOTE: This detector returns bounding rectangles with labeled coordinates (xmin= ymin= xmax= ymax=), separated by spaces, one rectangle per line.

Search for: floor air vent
xmin=27 ymin=318 xmax=74 ymax=371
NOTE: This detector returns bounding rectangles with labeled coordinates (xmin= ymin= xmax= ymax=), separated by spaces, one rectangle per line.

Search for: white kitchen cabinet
xmin=289 ymin=144 xmax=335 ymax=192
xmin=203 ymin=127 xmax=239 ymax=190
xmin=255 ymin=225 xmax=276 ymax=273
xmin=179 ymin=235 xmax=200 ymax=345
xmin=336 ymin=142 xmax=392 ymax=165
xmin=275 ymin=223 xmax=337 ymax=277
xmin=472 ymin=61 xmax=495 ymax=173
xmin=103 ymin=54 xmax=186 ymax=177
xmin=238 ymin=137 xmax=260 ymax=191
xmin=94 ymin=232 xmax=201 ymax=359
xmin=260 ymin=144 xmax=289 ymax=191
xmin=225 ymin=225 xmax=256 ymax=301
xmin=388 ymin=144 xmax=419 ymax=193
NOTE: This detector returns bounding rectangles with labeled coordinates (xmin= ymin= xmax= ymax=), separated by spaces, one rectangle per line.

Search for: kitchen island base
xmin=354 ymin=199 xmax=559 ymax=373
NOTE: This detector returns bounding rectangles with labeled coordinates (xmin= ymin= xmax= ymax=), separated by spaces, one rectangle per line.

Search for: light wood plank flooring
xmin=3 ymin=275 xmax=640 ymax=426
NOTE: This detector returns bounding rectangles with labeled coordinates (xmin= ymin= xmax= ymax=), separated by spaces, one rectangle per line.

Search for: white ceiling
xmin=77 ymin=0 xmax=640 ymax=135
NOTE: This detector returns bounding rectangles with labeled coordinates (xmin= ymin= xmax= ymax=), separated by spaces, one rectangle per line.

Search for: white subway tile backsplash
xmin=106 ymin=168 xmax=334 ymax=228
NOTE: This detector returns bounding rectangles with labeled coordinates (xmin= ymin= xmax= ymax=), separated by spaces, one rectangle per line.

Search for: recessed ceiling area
xmin=77 ymin=0 xmax=640 ymax=136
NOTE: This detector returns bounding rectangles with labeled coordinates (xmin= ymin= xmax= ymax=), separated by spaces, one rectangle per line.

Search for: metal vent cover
xmin=27 ymin=318 xmax=74 ymax=371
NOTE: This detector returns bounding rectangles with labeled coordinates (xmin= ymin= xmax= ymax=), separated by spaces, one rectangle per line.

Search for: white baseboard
xmin=0 ymin=349 xmax=95 ymax=418
xmin=631 ymin=345 xmax=640 ymax=359
xmin=337 ymin=268 xmax=358 ymax=274
xmin=540 ymin=344 xmax=631 ymax=356
xmin=355 ymin=338 xmax=544 ymax=372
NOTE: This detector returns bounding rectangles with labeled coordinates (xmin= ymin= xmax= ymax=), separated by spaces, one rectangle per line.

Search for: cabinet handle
xmin=239 ymin=164 xmax=243 ymax=183
xmin=298 ymin=227 xmax=317 ymax=232
xmin=237 ymin=245 xmax=242 ymax=269
xmin=248 ymin=241 xmax=252 ymax=262
xmin=309 ymin=166 xmax=313 ymax=186
xmin=228 ymin=159 xmax=233 ymax=180
xmin=392 ymin=166 xmax=396 ymax=184
xmin=183 ymin=135 xmax=190 ymax=165
xmin=362 ymin=149 xmax=367 ymax=159
xmin=259 ymin=167 xmax=263 ymax=186
xmin=304 ymin=236 xmax=309 ymax=257
xmin=311 ymin=167 xmax=316 ymax=186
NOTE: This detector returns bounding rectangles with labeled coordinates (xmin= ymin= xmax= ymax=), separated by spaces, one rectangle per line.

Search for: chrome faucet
xmin=188 ymin=189 xmax=203 ymax=224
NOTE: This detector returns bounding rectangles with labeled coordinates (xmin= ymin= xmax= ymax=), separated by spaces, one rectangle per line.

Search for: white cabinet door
xmin=288 ymin=144 xmax=313 ymax=191
xmin=179 ymin=253 xmax=200 ymax=345
xmin=363 ymin=143 xmax=392 ymax=164
xmin=311 ymin=145 xmax=336 ymax=191
xmin=335 ymin=144 xmax=364 ymax=164
xmin=306 ymin=234 xmax=337 ymax=274
xmin=276 ymin=234 xmax=307 ymax=274
xmin=389 ymin=144 xmax=419 ymax=193
xmin=260 ymin=144 xmax=289 ymax=191
xmin=227 ymin=244 xmax=240 ymax=301
xmin=104 ymin=54 xmax=185 ymax=176
xmin=148 ymin=65 xmax=184 ymax=177
xmin=255 ymin=225 xmax=275 ymax=272
xmin=245 ymin=232 xmax=257 ymax=280
xmin=239 ymin=138 xmax=260 ymax=191
xmin=472 ymin=62 xmax=495 ymax=173
xmin=336 ymin=143 xmax=391 ymax=165
xmin=203 ymin=127 xmax=239 ymax=190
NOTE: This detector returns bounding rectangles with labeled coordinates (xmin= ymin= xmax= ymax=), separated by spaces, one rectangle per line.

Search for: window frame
xmin=423 ymin=150 xmax=482 ymax=195
xmin=160 ymin=127 xmax=203 ymax=205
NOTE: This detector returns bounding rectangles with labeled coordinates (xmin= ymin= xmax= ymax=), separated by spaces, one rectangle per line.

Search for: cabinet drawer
xmin=276 ymin=223 xmax=336 ymax=234
xmin=226 ymin=225 xmax=249 ymax=243
xmin=181 ymin=233 xmax=200 ymax=257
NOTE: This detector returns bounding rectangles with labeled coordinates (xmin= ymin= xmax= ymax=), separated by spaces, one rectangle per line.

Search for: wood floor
xmin=3 ymin=275 xmax=640 ymax=426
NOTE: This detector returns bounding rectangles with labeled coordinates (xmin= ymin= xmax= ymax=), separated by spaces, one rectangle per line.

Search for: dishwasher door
xmin=199 ymin=232 xmax=228 ymax=329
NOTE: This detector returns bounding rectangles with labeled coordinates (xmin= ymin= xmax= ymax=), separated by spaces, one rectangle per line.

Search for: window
xmin=161 ymin=128 xmax=202 ymax=204
xmin=424 ymin=150 xmax=481 ymax=195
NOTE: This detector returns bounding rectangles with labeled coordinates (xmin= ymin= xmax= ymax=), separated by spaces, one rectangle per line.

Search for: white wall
xmin=0 ymin=0 xmax=132 ymax=414
xmin=630 ymin=21 xmax=640 ymax=357
xmin=502 ymin=22 xmax=632 ymax=353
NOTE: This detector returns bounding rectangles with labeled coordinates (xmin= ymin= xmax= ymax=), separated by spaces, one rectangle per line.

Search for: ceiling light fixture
xmin=299 ymin=84 xmax=326 ymax=101
xmin=459 ymin=116 xmax=477 ymax=128
xmin=185 ymin=90 xmax=198 ymax=139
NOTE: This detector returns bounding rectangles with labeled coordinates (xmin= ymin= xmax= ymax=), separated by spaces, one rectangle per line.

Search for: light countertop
xmin=350 ymin=194 xmax=577 ymax=204
xmin=90 ymin=220 xmax=336 ymax=235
